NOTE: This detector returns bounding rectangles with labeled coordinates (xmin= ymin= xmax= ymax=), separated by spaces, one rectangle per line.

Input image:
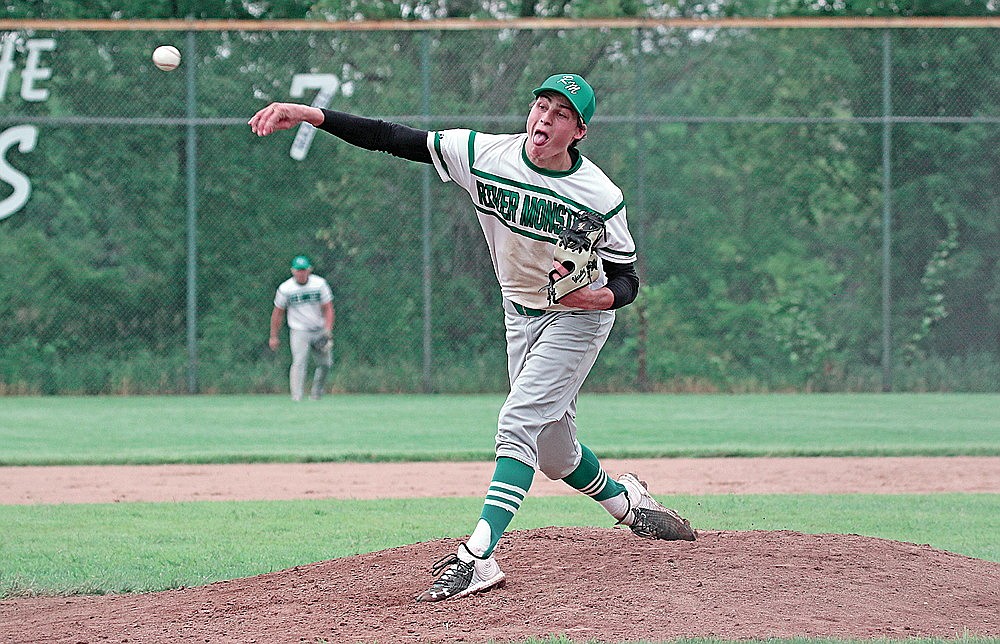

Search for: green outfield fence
xmin=0 ymin=17 xmax=998 ymax=395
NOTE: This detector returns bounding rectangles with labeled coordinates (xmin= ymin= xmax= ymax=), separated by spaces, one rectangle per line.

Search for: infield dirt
xmin=1 ymin=457 xmax=999 ymax=643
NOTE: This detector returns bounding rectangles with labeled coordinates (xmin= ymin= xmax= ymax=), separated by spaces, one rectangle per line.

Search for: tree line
xmin=1 ymin=0 xmax=996 ymax=394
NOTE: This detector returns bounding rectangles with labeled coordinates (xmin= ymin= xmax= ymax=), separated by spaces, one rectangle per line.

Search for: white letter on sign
xmin=288 ymin=74 xmax=340 ymax=161
xmin=0 ymin=125 xmax=38 ymax=220
xmin=21 ymin=38 xmax=56 ymax=102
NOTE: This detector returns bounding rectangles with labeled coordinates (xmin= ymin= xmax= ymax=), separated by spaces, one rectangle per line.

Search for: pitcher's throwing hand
xmin=248 ymin=102 xmax=323 ymax=136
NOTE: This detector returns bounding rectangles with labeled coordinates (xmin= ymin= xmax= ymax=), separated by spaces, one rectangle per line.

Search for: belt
xmin=511 ymin=302 xmax=546 ymax=317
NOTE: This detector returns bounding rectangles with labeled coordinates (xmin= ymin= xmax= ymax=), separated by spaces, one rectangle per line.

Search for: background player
xmin=269 ymin=255 xmax=335 ymax=401
xmin=250 ymin=73 xmax=694 ymax=601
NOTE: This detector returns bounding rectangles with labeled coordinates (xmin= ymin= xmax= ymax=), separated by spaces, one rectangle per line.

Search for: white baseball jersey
xmin=428 ymin=130 xmax=636 ymax=310
xmin=274 ymin=274 xmax=333 ymax=331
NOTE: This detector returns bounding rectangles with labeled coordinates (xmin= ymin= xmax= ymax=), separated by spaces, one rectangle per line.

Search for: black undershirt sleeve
xmin=603 ymin=260 xmax=640 ymax=309
xmin=318 ymin=108 xmax=432 ymax=163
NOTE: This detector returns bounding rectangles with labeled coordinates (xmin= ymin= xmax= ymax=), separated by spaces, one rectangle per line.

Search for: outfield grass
xmin=1 ymin=393 xmax=997 ymax=465
xmin=1 ymin=493 xmax=997 ymax=597
xmin=2 ymin=393 xmax=997 ymax=642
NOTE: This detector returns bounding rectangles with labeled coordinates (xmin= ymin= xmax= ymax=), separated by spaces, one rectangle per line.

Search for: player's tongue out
xmin=532 ymin=131 xmax=549 ymax=145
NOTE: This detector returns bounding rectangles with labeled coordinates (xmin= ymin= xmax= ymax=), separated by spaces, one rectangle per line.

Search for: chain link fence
xmin=1 ymin=21 xmax=997 ymax=394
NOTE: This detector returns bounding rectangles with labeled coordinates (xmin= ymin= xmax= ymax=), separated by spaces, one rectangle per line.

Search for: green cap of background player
xmin=291 ymin=255 xmax=312 ymax=270
xmin=532 ymin=74 xmax=596 ymax=124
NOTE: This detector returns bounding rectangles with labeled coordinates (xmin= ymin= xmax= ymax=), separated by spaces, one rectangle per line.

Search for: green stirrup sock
xmin=562 ymin=443 xmax=625 ymax=502
xmin=478 ymin=457 xmax=535 ymax=556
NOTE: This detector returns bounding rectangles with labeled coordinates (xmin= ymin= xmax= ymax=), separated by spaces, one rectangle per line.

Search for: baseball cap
xmin=532 ymin=74 xmax=596 ymax=124
xmin=290 ymin=255 xmax=312 ymax=270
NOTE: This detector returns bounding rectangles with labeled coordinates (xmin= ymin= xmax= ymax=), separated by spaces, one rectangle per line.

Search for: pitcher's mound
xmin=2 ymin=527 xmax=998 ymax=643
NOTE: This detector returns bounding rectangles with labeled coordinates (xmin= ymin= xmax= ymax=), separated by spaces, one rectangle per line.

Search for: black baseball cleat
xmin=415 ymin=543 xmax=506 ymax=602
xmin=617 ymin=472 xmax=697 ymax=541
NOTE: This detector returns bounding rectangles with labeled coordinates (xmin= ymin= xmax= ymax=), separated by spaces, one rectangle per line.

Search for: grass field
xmin=2 ymin=393 xmax=998 ymax=643
xmin=2 ymin=493 xmax=998 ymax=597
xmin=1 ymin=393 xmax=998 ymax=465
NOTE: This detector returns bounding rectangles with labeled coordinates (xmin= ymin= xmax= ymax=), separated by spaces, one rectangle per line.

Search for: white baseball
xmin=152 ymin=45 xmax=181 ymax=72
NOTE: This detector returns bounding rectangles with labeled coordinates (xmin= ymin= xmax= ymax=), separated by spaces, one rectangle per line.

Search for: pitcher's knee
xmin=537 ymin=453 xmax=576 ymax=480
xmin=535 ymin=424 xmax=579 ymax=480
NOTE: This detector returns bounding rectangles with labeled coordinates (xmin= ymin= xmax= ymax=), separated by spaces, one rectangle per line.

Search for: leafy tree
xmin=1 ymin=0 xmax=996 ymax=393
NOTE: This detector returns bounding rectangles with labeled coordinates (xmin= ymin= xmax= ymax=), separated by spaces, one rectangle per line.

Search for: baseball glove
xmin=312 ymin=331 xmax=332 ymax=350
xmin=541 ymin=210 xmax=607 ymax=304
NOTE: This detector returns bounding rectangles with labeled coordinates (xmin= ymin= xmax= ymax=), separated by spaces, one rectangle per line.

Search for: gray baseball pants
xmin=496 ymin=299 xmax=615 ymax=479
xmin=289 ymin=328 xmax=332 ymax=401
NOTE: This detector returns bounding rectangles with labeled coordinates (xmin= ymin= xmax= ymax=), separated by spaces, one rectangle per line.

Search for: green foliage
xmin=722 ymin=0 xmax=997 ymax=17
xmin=2 ymin=0 xmax=313 ymax=20
xmin=0 ymin=15 xmax=996 ymax=394
xmin=297 ymin=0 xmax=999 ymax=19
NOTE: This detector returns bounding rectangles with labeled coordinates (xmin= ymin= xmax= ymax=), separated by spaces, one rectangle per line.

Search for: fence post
xmin=420 ymin=32 xmax=434 ymax=393
xmin=633 ymin=28 xmax=650 ymax=393
xmin=185 ymin=29 xmax=199 ymax=394
xmin=880 ymin=29 xmax=893 ymax=392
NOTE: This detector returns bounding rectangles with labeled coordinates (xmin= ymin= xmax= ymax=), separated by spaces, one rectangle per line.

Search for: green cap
xmin=291 ymin=255 xmax=312 ymax=270
xmin=532 ymin=74 xmax=596 ymax=124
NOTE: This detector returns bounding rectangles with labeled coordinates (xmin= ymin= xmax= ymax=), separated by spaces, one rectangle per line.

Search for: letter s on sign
xmin=0 ymin=125 xmax=38 ymax=221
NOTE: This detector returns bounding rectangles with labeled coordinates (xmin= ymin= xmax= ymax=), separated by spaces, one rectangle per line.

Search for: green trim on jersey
xmin=520 ymin=140 xmax=583 ymax=177
xmin=601 ymin=246 xmax=635 ymax=259
xmin=432 ymin=132 xmax=450 ymax=177
xmin=605 ymin=199 xmax=626 ymax=220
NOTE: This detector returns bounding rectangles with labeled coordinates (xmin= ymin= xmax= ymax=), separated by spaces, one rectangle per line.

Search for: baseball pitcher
xmin=250 ymin=73 xmax=694 ymax=602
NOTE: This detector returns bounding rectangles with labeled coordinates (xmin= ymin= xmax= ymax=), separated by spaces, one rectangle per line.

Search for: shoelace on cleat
xmin=427 ymin=554 xmax=473 ymax=593
xmin=629 ymin=507 xmax=660 ymax=539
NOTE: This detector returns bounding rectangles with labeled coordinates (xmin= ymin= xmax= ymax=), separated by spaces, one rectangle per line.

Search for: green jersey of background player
xmin=249 ymin=73 xmax=696 ymax=602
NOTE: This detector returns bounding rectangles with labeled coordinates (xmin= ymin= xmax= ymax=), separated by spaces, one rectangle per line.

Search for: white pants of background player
xmin=288 ymin=328 xmax=332 ymax=401
xmin=496 ymin=299 xmax=616 ymax=478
